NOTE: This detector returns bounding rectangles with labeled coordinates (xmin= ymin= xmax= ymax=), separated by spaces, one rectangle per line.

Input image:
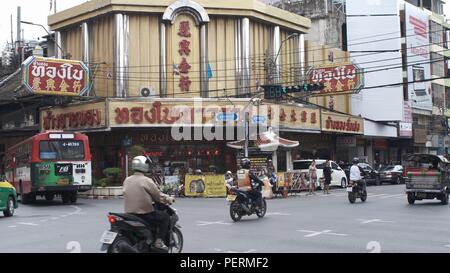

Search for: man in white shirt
xmin=350 ymin=158 xmax=362 ymax=182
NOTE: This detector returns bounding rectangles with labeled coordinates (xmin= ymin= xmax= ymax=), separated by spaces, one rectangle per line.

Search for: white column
xmin=55 ymin=31 xmax=63 ymax=58
xmin=82 ymin=22 xmax=90 ymax=64
xmin=286 ymin=150 xmax=292 ymax=172
xmin=272 ymin=151 xmax=278 ymax=172
xmin=114 ymin=13 xmax=129 ymax=98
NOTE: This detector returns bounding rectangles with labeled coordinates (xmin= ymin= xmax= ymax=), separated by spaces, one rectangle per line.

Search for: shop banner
xmin=184 ymin=175 xmax=226 ymax=197
xmin=40 ymin=102 xmax=107 ymax=131
xmin=109 ymin=99 xmax=321 ymax=132
xmin=321 ymin=111 xmax=364 ymax=134
xmin=22 ymin=56 xmax=90 ymax=96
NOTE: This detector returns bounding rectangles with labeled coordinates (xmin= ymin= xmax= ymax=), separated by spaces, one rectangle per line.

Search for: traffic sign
xmin=252 ymin=115 xmax=267 ymax=124
xmin=216 ymin=112 xmax=239 ymax=122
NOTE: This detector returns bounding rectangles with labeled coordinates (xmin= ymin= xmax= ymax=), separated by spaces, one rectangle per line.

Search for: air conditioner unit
xmin=140 ymin=86 xmax=156 ymax=97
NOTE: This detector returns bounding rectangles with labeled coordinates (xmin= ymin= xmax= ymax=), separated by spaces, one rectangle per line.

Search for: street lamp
xmin=274 ymin=33 xmax=299 ymax=65
xmin=20 ymin=20 xmax=66 ymax=59
xmin=270 ymin=33 xmax=299 ymax=84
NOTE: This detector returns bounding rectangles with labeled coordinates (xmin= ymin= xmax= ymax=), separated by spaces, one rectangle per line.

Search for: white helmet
xmin=131 ymin=156 xmax=152 ymax=173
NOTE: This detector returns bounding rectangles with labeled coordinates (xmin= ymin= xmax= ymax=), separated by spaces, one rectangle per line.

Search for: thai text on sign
xmin=321 ymin=112 xmax=364 ymax=134
xmin=307 ymin=62 xmax=364 ymax=95
xmin=22 ymin=56 xmax=90 ymax=96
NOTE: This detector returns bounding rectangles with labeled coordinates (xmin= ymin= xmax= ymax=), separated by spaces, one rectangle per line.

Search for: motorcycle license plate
xmin=100 ymin=231 xmax=118 ymax=244
xmin=346 ymin=187 xmax=353 ymax=192
xmin=226 ymin=195 xmax=237 ymax=201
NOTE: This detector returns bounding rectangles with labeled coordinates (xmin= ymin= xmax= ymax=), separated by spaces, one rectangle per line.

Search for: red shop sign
xmin=22 ymin=56 xmax=90 ymax=96
xmin=307 ymin=62 xmax=364 ymax=95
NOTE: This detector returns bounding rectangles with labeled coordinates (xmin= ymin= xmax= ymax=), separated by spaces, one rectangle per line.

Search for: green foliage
xmin=103 ymin=167 xmax=122 ymax=178
xmin=95 ymin=177 xmax=111 ymax=187
xmin=128 ymin=145 xmax=146 ymax=158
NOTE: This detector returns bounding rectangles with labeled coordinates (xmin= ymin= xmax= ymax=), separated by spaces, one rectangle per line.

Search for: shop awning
xmin=227 ymin=128 xmax=299 ymax=151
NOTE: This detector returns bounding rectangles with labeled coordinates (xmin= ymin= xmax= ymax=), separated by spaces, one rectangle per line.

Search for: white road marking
xmin=214 ymin=248 xmax=256 ymax=253
xmin=39 ymin=219 xmax=47 ymax=222
xmin=51 ymin=217 xmax=59 ymax=220
xmin=8 ymin=225 xmax=17 ymax=228
xmin=296 ymin=229 xmax=348 ymax=237
xmin=266 ymin=212 xmax=291 ymax=216
xmin=368 ymin=194 xmax=389 ymax=198
xmin=358 ymin=219 xmax=394 ymax=224
xmin=17 ymin=222 xmax=38 ymax=226
xmin=444 ymin=245 xmax=450 ymax=248
xmin=197 ymin=221 xmax=231 ymax=226
xmin=380 ymin=194 xmax=404 ymax=199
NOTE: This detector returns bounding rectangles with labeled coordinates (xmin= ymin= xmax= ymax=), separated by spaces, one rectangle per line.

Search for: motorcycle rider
xmin=239 ymin=158 xmax=264 ymax=209
xmin=123 ymin=155 xmax=175 ymax=251
xmin=350 ymin=157 xmax=364 ymax=190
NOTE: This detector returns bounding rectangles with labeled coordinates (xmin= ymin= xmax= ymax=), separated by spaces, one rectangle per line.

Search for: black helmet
xmin=241 ymin=158 xmax=251 ymax=169
xmin=352 ymin=157 xmax=359 ymax=164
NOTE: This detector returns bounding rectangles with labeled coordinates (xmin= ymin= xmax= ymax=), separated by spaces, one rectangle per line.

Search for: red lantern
xmin=214 ymin=148 xmax=219 ymax=156
xmin=206 ymin=150 xmax=210 ymax=156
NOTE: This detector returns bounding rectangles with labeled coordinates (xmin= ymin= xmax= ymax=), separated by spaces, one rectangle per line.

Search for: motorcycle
xmin=100 ymin=203 xmax=183 ymax=253
xmin=227 ymin=186 xmax=267 ymax=222
xmin=347 ymin=179 xmax=367 ymax=203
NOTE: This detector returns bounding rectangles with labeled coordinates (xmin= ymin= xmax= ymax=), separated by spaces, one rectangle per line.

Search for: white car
xmin=292 ymin=159 xmax=348 ymax=188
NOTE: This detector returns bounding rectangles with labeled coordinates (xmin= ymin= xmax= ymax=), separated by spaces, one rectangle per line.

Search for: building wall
xmin=128 ymin=14 xmax=161 ymax=98
xmin=279 ymin=29 xmax=299 ymax=86
xmin=305 ymin=40 xmax=351 ymax=114
xmin=249 ymin=20 xmax=271 ymax=95
xmin=62 ymin=26 xmax=82 ymax=61
xmin=90 ymin=15 xmax=114 ymax=98
xmin=207 ymin=17 xmax=238 ymax=98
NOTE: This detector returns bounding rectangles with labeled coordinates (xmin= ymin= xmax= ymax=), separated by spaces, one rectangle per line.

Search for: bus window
xmin=39 ymin=140 xmax=85 ymax=161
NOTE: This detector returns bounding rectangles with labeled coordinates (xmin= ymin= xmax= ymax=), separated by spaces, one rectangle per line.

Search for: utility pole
xmin=10 ymin=14 xmax=14 ymax=45
xmin=244 ymin=112 xmax=249 ymax=157
xmin=16 ymin=6 xmax=21 ymax=63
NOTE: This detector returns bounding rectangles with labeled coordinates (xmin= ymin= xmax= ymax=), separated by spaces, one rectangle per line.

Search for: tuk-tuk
xmin=403 ymin=154 xmax=450 ymax=205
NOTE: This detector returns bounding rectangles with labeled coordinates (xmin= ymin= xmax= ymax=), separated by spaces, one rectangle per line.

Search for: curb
xmin=78 ymin=195 xmax=124 ymax=200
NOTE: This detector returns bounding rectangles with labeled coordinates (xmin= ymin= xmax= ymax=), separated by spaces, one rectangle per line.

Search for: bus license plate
xmin=58 ymin=178 xmax=69 ymax=185
xmin=100 ymin=231 xmax=118 ymax=244
xmin=226 ymin=195 xmax=237 ymax=201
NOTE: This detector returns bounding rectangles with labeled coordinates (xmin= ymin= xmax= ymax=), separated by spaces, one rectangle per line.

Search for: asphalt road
xmin=1 ymin=184 xmax=450 ymax=253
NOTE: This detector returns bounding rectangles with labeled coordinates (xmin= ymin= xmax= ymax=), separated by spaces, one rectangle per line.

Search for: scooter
xmin=227 ymin=186 xmax=267 ymax=222
xmin=347 ymin=179 xmax=367 ymax=203
xmin=100 ymin=203 xmax=183 ymax=253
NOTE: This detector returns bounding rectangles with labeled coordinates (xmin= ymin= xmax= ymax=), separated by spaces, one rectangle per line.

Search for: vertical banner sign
xmin=399 ymin=101 xmax=413 ymax=138
xmin=22 ymin=56 xmax=90 ymax=96
xmin=172 ymin=14 xmax=200 ymax=96
xmin=405 ymin=3 xmax=432 ymax=111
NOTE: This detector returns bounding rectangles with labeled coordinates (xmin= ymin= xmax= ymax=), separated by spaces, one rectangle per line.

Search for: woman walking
xmin=323 ymin=160 xmax=332 ymax=194
xmin=308 ymin=160 xmax=317 ymax=195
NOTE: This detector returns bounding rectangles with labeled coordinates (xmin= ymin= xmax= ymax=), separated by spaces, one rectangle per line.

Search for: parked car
xmin=0 ymin=178 xmax=18 ymax=217
xmin=293 ymin=159 xmax=348 ymax=188
xmin=341 ymin=162 xmax=381 ymax=186
xmin=378 ymin=165 xmax=405 ymax=184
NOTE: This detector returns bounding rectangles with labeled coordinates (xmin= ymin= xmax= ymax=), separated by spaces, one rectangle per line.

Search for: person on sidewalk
xmin=323 ymin=160 xmax=332 ymax=194
xmin=308 ymin=160 xmax=317 ymax=195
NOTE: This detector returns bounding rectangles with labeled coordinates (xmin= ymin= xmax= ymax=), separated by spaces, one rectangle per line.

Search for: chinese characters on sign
xmin=22 ymin=56 xmax=90 ymax=96
xmin=178 ymin=20 xmax=192 ymax=92
xmin=307 ymin=62 xmax=364 ymax=95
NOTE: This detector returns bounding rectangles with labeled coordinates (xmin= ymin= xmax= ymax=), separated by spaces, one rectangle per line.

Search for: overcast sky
xmin=1 ymin=0 xmax=450 ymax=51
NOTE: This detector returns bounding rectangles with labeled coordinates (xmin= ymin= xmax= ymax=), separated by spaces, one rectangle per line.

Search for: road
xmin=1 ymin=184 xmax=450 ymax=253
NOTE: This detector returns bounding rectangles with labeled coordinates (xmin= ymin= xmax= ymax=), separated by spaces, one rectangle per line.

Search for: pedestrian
xmin=323 ymin=160 xmax=332 ymax=194
xmin=308 ymin=160 xmax=317 ymax=195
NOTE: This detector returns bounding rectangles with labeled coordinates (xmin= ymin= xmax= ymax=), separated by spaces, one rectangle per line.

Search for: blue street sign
xmin=252 ymin=115 xmax=267 ymax=124
xmin=216 ymin=112 xmax=239 ymax=122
